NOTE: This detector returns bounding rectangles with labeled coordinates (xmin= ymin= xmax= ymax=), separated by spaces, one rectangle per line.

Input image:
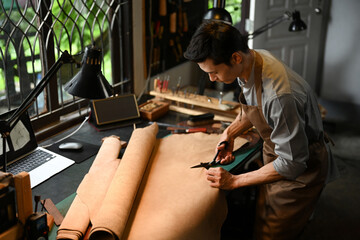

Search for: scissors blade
xmin=190 ymin=141 xmax=229 ymax=169
xmin=190 ymin=162 xmax=210 ymax=169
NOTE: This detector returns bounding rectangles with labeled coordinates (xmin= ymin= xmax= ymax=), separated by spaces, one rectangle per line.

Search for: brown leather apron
xmin=240 ymin=51 xmax=328 ymax=240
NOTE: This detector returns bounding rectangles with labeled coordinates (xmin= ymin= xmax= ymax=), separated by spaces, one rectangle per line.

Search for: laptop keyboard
xmin=7 ymin=149 xmax=56 ymax=175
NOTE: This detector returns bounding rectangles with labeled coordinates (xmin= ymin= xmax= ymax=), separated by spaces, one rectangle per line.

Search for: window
xmin=208 ymin=0 xmax=242 ymax=24
xmin=0 ymin=0 xmax=132 ymax=140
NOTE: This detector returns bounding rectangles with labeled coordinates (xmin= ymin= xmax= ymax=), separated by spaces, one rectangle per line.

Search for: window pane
xmin=0 ymin=2 xmax=41 ymax=115
xmin=208 ymin=0 xmax=242 ymax=24
xmin=0 ymin=0 xmax=131 ymax=122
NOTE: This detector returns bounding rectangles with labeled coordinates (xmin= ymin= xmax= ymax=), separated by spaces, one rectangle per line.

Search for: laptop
xmin=0 ymin=110 xmax=75 ymax=188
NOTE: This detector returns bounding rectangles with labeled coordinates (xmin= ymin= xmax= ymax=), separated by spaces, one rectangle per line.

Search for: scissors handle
xmin=209 ymin=141 xmax=229 ymax=166
xmin=217 ymin=141 xmax=229 ymax=149
xmin=190 ymin=141 xmax=229 ymax=169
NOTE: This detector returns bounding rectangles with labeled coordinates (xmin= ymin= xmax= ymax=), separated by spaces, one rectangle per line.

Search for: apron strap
xmin=324 ymin=131 xmax=335 ymax=146
xmin=238 ymin=51 xmax=263 ymax=120
xmin=254 ymin=51 xmax=263 ymax=107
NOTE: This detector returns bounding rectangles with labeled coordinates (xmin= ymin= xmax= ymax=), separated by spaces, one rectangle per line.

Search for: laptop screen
xmin=0 ymin=109 xmax=38 ymax=169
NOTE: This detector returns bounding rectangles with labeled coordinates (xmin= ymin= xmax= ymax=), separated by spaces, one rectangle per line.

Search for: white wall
xmin=321 ymin=0 xmax=360 ymax=105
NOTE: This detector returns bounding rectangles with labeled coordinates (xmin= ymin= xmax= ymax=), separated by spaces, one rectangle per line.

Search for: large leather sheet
xmin=58 ymin=124 xmax=248 ymax=240
xmin=121 ymin=133 xmax=230 ymax=240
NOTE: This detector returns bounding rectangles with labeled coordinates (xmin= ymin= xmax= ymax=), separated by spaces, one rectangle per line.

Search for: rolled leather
xmin=89 ymin=123 xmax=158 ymax=239
xmin=59 ymin=123 xmax=248 ymax=240
xmin=57 ymin=136 xmax=123 ymax=240
xmin=89 ymin=124 xmax=248 ymax=240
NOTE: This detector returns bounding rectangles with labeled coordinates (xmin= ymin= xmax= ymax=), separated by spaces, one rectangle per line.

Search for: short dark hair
xmin=184 ymin=21 xmax=249 ymax=66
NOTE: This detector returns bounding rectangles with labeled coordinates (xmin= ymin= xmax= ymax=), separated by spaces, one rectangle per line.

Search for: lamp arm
xmin=97 ymin=72 xmax=114 ymax=98
xmin=247 ymin=11 xmax=291 ymax=39
xmin=8 ymin=50 xmax=75 ymax=128
xmin=0 ymin=50 xmax=76 ymax=172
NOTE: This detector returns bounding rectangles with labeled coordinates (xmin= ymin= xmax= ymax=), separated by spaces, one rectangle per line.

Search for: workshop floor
xmin=221 ymin=100 xmax=360 ymax=240
xmin=299 ymin=120 xmax=360 ymax=240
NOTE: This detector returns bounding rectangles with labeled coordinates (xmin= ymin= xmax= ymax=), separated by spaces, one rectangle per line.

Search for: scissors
xmin=191 ymin=141 xmax=229 ymax=169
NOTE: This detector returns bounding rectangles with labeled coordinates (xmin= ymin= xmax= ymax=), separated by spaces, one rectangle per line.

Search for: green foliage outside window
xmin=208 ymin=0 xmax=242 ymax=24
xmin=0 ymin=1 xmax=111 ymax=98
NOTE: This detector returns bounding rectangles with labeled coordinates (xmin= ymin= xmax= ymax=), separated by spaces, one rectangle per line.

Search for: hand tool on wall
xmin=159 ymin=0 xmax=167 ymax=16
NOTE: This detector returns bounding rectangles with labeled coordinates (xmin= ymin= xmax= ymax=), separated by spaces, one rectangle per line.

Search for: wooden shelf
xmin=149 ymin=90 xmax=241 ymax=121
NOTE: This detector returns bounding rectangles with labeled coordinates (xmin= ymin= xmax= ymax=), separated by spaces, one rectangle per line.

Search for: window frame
xmin=0 ymin=0 xmax=133 ymax=141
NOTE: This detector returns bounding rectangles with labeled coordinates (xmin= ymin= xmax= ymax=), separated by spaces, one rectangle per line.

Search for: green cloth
xmin=219 ymin=143 xmax=261 ymax=172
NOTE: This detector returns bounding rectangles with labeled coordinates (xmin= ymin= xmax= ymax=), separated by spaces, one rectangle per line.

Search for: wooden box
xmin=139 ymin=100 xmax=170 ymax=121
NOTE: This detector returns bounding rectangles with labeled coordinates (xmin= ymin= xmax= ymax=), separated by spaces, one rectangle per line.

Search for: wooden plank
xmin=0 ymin=223 xmax=23 ymax=240
xmin=149 ymin=90 xmax=240 ymax=114
xmin=41 ymin=198 xmax=64 ymax=226
xmin=169 ymin=105 xmax=236 ymax=122
xmin=13 ymin=172 xmax=33 ymax=225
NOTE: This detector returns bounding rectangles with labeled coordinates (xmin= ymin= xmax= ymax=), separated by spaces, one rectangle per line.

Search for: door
xmin=249 ymin=0 xmax=329 ymax=93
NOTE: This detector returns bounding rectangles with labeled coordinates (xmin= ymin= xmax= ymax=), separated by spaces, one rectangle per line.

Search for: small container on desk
xmin=139 ymin=100 xmax=170 ymax=121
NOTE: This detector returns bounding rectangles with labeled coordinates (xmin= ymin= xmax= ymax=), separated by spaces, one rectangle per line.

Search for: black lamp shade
xmin=289 ymin=11 xmax=307 ymax=32
xmin=203 ymin=8 xmax=232 ymax=25
xmin=64 ymin=46 xmax=113 ymax=99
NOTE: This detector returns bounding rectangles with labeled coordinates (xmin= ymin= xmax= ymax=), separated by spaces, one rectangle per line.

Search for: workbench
xmin=30 ymin=111 xmax=261 ymax=239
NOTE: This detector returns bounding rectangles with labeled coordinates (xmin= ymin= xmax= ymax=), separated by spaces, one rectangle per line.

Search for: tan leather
xmin=59 ymin=123 xmax=248 ymax=240
xmin=89 ymin=124 xmax=248 ymax=240
xmin=57 ymin=136 xmax=122 ymax=240
xmin=89 ymin=123 xmax=158 ymax=240
xmin=122 ymin=133 xmax=234 ymax=240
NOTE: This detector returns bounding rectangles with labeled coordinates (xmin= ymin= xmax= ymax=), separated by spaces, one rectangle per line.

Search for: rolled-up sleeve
xmin=264 ymin=94 xmax=308 ymax=180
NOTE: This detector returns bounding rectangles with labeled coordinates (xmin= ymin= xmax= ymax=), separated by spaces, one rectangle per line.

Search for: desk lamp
xmin=203 ymin=0 xmax=232 ymax=25
xmin=203 ymin=1 xmax=307 ymax=39
xmin=0 ymin=45 xmax=113 ymax=172
xmin=247 ymin=10 xmax=307 ymax=39
xmin=64 ymin=45 xmax=113 ymax=99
